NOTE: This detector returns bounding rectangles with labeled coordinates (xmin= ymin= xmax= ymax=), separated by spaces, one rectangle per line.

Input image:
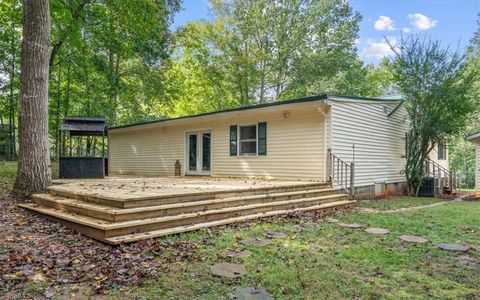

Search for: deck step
xmin=104 ymin=200 xmax=356 ymax=244
xmin=20 ymin=193 xmax=349 ymax=239
xmin=33 ymin=188 xmax=342 ymax=222
xmin=47 ymin=182 xmax=332 ymax=208
xmin=19 ymin=199 xmax=355 ymax=244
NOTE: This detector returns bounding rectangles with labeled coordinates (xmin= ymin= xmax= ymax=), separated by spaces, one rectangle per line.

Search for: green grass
xmin=0 ymin=161 xmax=18 ymax=186
xmin=0 ymin=161 xmax=59 ymax=188
xmin=356 ymin=197 xmax=444 ymax=210
xmin=458 ymin=189 xmax=475 ymax=194
xmin=109 ymin=199 xmax=480 ymax=299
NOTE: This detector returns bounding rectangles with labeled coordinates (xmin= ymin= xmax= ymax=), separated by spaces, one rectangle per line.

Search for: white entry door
xmin=186 ymin=131 xmax=211 ymax=175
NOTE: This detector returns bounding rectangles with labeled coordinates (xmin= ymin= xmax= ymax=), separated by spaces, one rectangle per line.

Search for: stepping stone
xmin=437 ymin=243 xmax=469 ymax=252
xmin=221 ymin=250 xmax=252 ymax=259
xmin=264 ymin=231 xmax=287 ymax=239
xmin=337 ymin=223 xmax=363 ymax=229
xmin=240 ymin=238 xmax=271 ymax=247
xmin=365 ymin=228 xmax=389 ymax=235
xmin=211 ymin=263 xmax=247 ymax=278
xmin=399 ymin=235 xmax=428 ymax=244
xmin=455 ymin=255 xmax=480 ymax=271
xmin=233 ymin=287 xmax=274 ymax=300
xmin=325 ymin=217 xmax=339 ymax=223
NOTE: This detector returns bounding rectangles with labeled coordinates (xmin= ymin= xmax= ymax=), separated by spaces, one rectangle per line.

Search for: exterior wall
xmin=109 ymin=105 xmax=326 ymax=181
xmin=330 ymin=100 xmax=408 ymax=190
xmin=429 ymin=144 xmax=449 ymax=170
xmin=476 ymin=141 xmax=480 ymax=199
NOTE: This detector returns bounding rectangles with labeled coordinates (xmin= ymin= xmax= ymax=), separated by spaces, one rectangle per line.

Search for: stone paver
xmin=337 ymin=223 xmax=363 ymax=229
xmin=233 ymin=287 xmax=275 ymax=300
xmin=455 ymin=255 xmax=480 ymax=271
xmin=211 ymin=263 xmax=247 ymax=278
xmin=221 ymin=250 xmax=252 ymax=259
xmin=325 ymin=218 xmax=340 ymax=223
xmin=437 ymin=243 xmax=469 ymax=252
xmin=240 ymin=238 xmax=271 ymax=247
xmin=399 ymin=235 xmax=428 ymax=243
xmin=365 ymin=228 xmax=389 ymax=235
xmin=264 ymin=231 xmax=287 ymax=239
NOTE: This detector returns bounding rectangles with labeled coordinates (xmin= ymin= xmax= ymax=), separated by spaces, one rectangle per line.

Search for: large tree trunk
xmin=13 ymin=0 xmax=51 ymax=198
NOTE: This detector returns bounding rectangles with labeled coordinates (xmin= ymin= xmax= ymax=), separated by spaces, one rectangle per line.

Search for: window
xmin=438 ymin=142 xmax=447 ymax=160
xmin=230 ymin=122 xmax=266 ymax=156
xmin=239 ymin=125 xmax=257 ymax=155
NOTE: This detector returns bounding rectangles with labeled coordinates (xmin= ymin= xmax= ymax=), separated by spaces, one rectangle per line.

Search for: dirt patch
xmin=0 ymin=187 xmax=198 ymax=297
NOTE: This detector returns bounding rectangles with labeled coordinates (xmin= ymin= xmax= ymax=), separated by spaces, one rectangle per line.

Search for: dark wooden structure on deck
xmin=58 ymin=117 xmax=107 ymax=179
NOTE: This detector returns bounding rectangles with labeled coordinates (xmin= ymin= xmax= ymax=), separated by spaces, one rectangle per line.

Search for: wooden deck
xmin=19 ymin=177 xmax=354 ymax=244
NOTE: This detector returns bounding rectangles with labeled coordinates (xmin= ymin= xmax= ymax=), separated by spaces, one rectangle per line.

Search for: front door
xmin=186 ymin=131 xmax=211 ymax=175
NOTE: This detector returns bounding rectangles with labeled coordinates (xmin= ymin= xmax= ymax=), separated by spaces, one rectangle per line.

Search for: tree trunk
xmin=13 ymin=0 xmax=51 ymax=198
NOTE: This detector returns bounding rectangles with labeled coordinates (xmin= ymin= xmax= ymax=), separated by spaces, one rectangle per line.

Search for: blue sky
xmin=172 ymin=0 xmax=479 ymax=65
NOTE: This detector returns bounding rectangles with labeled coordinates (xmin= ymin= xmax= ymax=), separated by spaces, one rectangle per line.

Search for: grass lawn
xmin=0 ymin=161 xmax=58 ymax=187
xmin=356 ymin=196 xmax=445 ymax=210
xmin=108 ymin=198 xmax=480 ymax=299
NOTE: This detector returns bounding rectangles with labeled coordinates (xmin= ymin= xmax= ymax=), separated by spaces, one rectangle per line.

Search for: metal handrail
xmin=425 ymin=158 xmax=457 ymax=191
xmin=328 ymin=149 xmax=355 ymax=198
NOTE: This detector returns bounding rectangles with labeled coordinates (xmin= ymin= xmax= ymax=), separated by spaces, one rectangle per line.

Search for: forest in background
xmin=0 ymin=0 xmax=479 ymax=184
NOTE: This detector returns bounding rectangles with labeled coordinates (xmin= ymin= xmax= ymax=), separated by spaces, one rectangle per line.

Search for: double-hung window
xmin=437 ymin=142 xmax=447 ymax=160
xmin=239 ymin=124 xmax=257 ymax=156
xmin=230 ymin=122 xmax=266 ymax=156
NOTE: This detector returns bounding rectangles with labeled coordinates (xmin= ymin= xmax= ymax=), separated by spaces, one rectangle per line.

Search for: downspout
xmin=320 ymin=106 xmax=329 ymax=183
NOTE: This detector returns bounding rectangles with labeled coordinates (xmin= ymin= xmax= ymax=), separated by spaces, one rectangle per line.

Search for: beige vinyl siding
xmin=109 ymin=104 xmax=326 ymax=181
xmin=331 ymin=101 xmax=408 ymax=187
xmin=109 ymin=126 xmax=185 ymax=176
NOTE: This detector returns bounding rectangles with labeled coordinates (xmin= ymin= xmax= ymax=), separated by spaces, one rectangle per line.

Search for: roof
xmin=466 ymin=132 xmax=480 ymax=141
xmin=109 ymin=94 xmax=403 ymax=131
xmin=60 ymin=116 xmax=107 ymax=136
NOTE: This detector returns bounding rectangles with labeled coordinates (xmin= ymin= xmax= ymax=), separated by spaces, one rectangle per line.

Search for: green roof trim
xmin=109 ymin=93 xmax=402 ymax=131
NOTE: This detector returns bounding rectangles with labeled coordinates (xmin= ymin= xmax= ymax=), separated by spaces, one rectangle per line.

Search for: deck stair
xmin=19 ymin=181 xmax=354 ymax=244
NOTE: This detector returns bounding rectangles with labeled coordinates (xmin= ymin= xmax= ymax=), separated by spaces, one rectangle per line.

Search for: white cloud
xmin=402 ymin=27 xmax=411 ymax=33
xmin=361 ymin=37 xmax=398 ymax=60
xmin=374 ymin=16 xmax=395 ymax=31
xmin=408 ymin=13 xmax=437 ymax=30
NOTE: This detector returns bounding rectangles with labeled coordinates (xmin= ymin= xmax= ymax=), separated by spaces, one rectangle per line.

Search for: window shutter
xmin=258 ymin=122 xmax=267 ymax=155
xmin=230 ymin=125 xmax=238 ymax=156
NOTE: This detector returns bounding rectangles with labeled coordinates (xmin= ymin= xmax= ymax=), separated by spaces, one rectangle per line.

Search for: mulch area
xmin=0 ymin=183 xmax=352 ymax=298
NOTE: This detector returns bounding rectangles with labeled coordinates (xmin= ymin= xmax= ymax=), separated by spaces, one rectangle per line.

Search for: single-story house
xmin=466 ymin=132 xmax=480 ymax=199
xmin=108 ymin=94 xmax=449 ymax=198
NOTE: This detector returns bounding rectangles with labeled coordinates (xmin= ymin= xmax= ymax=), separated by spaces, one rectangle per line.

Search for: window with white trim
xmin=438 ymin=142 xmax=447 ymax=160
xmin=239 ymin=124 xmax=257 ymax=155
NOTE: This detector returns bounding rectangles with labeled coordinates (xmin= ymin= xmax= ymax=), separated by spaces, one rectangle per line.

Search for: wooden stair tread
xmin=34 ymin=188 xmax=341 ymax=215
xmin=101 ymin=194 xmax=348 ymax=229
xmin=17 ymin=203 xmax=111 ymax=230
xmin=104 ymin=200 xmax=356 ymax=244
xmin=34 ymin=194 xmax=117 ymax=212
xmin=21 ymin=193 xmax=347 ymax=231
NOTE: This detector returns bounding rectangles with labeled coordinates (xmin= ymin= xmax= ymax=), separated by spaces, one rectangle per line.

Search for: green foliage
xmin=390 ymin=36 xmax=478 ymax=195
xmin=448 ymin=15 xmax=480 ymax=188
xmin=164 ymin=0 xmax=367 ymax=117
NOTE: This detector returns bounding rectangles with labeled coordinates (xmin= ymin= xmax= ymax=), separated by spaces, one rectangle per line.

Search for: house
xmin=466 ymin=132 xmax=480 ymax=199
xmin=19 ymin=94 xmax=453 ymax=243
xmin=108 ymin=94 xmax=449 ymax=199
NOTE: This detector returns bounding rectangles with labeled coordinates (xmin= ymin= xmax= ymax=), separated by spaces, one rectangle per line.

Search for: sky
xmin=172 ymin=0 xmax=480 ymax=65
